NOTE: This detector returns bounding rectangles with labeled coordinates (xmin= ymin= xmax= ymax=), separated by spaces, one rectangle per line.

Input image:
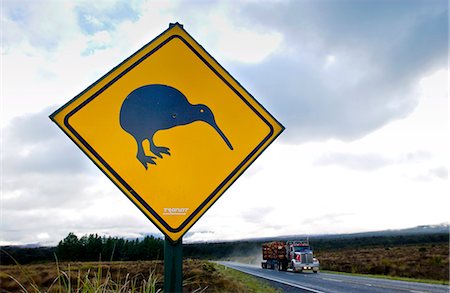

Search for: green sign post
xmin=164 ymin=237 xmax=183 ymax=292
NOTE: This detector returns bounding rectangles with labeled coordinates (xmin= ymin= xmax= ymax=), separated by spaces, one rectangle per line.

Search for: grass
xmin=0 ymin=259 xmax=281 ymax=292
xmin=212 ymin=263 xmax=282 ymax=293
xmin=314 ymin=242 xmax=449 ymax=282
xmin=0 ymin=260 xmax=162 ymax=293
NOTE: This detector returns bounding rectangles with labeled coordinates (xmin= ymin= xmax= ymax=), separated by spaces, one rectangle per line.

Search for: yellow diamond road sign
xmin=50 ymin=23 xmax=284 ymax=241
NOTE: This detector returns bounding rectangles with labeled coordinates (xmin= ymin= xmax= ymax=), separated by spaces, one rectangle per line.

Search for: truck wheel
xmin=313 ymin=270 xmax=318 ymax=273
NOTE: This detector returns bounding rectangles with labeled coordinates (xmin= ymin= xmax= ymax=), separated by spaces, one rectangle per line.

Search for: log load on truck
xmin=261 ymin=240 xmax=319 ymax=273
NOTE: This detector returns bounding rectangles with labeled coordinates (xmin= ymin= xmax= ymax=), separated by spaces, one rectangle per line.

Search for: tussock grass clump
xmin=1 ymin=259 xmax=162 ymax=293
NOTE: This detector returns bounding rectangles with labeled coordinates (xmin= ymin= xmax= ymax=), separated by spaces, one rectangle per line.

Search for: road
xmin=217 ymin=261 xmax=449 ymax=293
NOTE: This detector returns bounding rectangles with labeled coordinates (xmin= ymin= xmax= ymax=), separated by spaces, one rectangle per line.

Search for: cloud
xmin=3 ymin=107 xmax=91 ymax=175
xmin=2 ymin=0 xmax=141 ymax=52
xmin=315 ymin=150 xmax=432 ymax=171
xmin=240 ymin=206 xmax=274 ymax=224
xmin=2 ymin=0 xmax=448 ymax=245
xmin=415 ymin=166 xmax=448 ymax=181
xmin=230 ymin=0 xmax=448 ymax=143
xmin=74 ymin=1 xmax=140 ymax=35
xmin=315 ymin=152 xmax=392 ymax=171
xmin=2 ymin=0 xmax=77 ymax=51
xmin=301 ymin=213 xmax=356 ymax=228
xmin=3 ymin=0 xmax=447 ymax=143
xmin=1 ymin=1 xmax=177 ymax=123
xmin=169 ymin=1 xmax=283 ymax=64
xmin=429 ymin=166 xmax=448 ymax=180
xmin=1 ymin=108 xmax=161 ymax=245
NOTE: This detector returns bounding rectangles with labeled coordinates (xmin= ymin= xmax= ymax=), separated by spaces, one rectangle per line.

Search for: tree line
xmin=0 ymin=233 xmax=164 ymax=265
xmin=56 ymin=233 xmax=164 ymax=261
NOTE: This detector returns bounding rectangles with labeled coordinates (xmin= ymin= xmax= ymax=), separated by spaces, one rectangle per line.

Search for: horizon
xmin=4 ymin=222 xmax=449 ymax=247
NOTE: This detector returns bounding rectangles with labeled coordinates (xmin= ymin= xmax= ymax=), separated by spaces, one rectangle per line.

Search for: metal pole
xmin=164 ymin=236 xmax=182 ymax=292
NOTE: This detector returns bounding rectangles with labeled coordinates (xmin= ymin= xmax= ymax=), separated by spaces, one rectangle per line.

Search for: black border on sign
xmin=50 ymin=24 xmax=285 ymax=239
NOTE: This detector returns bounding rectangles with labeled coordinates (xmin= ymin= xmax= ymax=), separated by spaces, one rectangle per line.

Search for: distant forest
xmin=1 ymin=231 xmax=448 ymax=265
xmin=1 ymin=233 xmax=164 ymax=265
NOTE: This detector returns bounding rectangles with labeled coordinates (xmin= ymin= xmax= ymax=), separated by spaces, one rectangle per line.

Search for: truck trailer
xmin=261 ymin=240 xmax=319 ymax=273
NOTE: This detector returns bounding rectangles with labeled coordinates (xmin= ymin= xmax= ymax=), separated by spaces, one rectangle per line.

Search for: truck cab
xmin=287 ymin=241 xmax=320 ymax=273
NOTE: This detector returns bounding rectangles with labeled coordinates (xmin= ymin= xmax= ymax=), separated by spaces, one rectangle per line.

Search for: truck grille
xmin=301 ymin=253 xmax=313 ymax=263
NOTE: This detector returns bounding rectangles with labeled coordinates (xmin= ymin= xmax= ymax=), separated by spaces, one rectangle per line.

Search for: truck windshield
xmin=294 ymin=246 xmax=310 ymax=252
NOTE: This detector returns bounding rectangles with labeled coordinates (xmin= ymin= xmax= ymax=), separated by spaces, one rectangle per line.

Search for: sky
xmin=1 ymin=0 xmax=449 ymax=246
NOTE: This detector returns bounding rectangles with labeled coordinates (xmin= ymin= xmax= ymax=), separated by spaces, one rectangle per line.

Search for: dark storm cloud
xmin=230 ymin=0 xmax=448 ymax=143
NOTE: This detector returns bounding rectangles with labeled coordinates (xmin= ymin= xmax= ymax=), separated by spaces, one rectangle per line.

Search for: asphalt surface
xmin=217 ymin=261 xmax=449 ymax=293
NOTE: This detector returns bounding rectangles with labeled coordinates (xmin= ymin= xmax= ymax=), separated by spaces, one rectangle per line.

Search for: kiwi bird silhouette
xmin=120 ymin=84 xmax=233 ymax=169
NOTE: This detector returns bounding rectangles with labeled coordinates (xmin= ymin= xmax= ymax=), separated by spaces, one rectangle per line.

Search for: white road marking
xmin=321 ymin=277 xmax=343 ymax=283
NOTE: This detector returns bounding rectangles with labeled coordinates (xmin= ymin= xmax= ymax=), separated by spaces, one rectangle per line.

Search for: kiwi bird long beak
xmin=210 ymin=121 xmax=233 ymax=150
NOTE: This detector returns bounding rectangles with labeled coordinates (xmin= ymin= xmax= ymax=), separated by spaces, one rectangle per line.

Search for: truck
xmin=261 ymin=240 xmax=319 ymax=273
